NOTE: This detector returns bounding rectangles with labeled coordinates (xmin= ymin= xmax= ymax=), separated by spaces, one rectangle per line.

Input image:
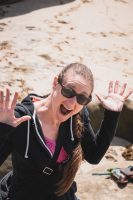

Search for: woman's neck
xmin=33 ymin=96 xmax=60 ymax=131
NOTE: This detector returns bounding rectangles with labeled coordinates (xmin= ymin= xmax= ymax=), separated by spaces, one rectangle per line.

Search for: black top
xmin=0 ymin=93 xmax=120 ymax=200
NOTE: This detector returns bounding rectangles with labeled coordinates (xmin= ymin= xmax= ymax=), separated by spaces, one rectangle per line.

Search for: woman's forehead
xmin=63 ymin=75 xmax=92 ymax=95
xmin=64 ymin=74 xmax=90 ymax=85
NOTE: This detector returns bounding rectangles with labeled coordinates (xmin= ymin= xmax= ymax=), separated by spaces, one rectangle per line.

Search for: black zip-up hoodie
xmin=0 ymin=93 xmax=120 ymax=200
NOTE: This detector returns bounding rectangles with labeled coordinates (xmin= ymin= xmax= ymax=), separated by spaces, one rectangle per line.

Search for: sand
xmin=0 ymin=0 xmax=133 ymax=101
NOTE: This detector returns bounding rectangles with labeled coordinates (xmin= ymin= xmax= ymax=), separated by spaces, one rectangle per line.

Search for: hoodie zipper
xmin=33 ymin=110 xmax=53 ymax=158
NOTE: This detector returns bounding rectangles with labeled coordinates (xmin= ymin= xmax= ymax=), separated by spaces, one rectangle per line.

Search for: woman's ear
xmin=52 ymin=76 xmax=58 ymax=89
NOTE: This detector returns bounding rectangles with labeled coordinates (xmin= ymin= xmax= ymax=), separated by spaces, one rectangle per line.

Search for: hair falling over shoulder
xmin=55 ymin=113 xmax=84 ymax=197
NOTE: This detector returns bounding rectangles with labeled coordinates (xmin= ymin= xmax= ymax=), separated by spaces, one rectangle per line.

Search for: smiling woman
xmin=0 ymin=63 xmax=132 ymax=200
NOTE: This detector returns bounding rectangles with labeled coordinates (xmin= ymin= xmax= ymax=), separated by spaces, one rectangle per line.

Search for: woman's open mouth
xmin=60 ymin=104 xmax=72 ymax=116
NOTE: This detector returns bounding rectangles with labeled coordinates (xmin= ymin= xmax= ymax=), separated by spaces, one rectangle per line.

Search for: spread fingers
xmin=11 ymin=92 xmax=19 ymax=110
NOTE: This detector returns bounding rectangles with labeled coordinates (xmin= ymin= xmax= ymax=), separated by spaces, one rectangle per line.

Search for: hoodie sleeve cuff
xmin=102 ymin=109 xmax=121 ymax=138
xmin=104 ymin=109 xmax=120 ymax=121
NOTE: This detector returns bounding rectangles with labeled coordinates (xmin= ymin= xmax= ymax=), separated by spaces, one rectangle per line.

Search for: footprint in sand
xmin=25 ymin=26 xmax=36 ymax=31
xmin=0 ymin=22 xmax=7 ymax=31
xmin=39 ymin=54 xmax=53 ymax=62
xmin=13 ymin=66 xmax=33 ymax=73
xmin=114 ymin=0 xmax=128 ymax=4
xmin=100 ymin=32 xmax=108 ymax=37
xmin=0 ymin=27 xmax=4 ymax=31
xmin=70 ymin=27 xmax=74 ymax=30
xmin=49 ymin=25 xmax=60 ymax=31
xmin=123 ymin=67 xmax=133 ymax=76
xmin=0 ymin=41 xmax=12 ymax=50
xmin=109 ymin=31 xmax=128 ymax=37
xmin=117 ymin=32 xmax=128 ymax=37
xmin=86 ymin=32 xmax=97 ymax=37
xmin=57 ymin=20 xmax=69 ymax=24
xmin=123 ymin=58 xmax=128 ymax=62
xmin=55 ymin=12 xmax=63 ymax=19
xmin=54 ymin=45 xmax=63 ymax=51
xmin=113 ymin=56 xmax=121 ymax=62
xmin=121 ymin=47 xmax=128 ymax=51
xmin=81 ymin=0 xmax=93 ymax=3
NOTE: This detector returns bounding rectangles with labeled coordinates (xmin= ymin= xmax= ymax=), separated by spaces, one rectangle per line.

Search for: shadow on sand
xmin=0 ymin=0 xmax=75 ymax=19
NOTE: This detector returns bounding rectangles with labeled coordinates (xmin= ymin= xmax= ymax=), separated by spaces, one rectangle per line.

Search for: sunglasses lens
xmin=61 ymin=87 xmax=75 ymax=98
xmin=77 ymin=95 xmax=92 ymax=105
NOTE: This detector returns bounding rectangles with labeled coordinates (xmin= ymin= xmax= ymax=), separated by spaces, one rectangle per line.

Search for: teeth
xmin=60 ymin=104 xmax=72 ymax=115
xmin=63 ymin=105 xmax=72 ymax=111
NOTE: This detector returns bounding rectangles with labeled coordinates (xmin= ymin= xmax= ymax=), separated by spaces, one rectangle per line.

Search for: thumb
xmin=15 ymin=115 xmax=31 ymax=127
xmin=95 ymin=94 xmax=105 ymax=104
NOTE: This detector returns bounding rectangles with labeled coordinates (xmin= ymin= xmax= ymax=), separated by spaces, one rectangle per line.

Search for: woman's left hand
xmin=96 ymin=81 xmax=133 ymax=112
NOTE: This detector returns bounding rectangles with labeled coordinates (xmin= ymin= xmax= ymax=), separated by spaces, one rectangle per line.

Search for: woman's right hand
xmin=0 ymin=88 xmax=31 ymax=127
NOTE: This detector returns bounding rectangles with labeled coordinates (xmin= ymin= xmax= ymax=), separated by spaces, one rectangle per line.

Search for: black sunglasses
xmin=58 ymin=80 xmax=92 ymax=105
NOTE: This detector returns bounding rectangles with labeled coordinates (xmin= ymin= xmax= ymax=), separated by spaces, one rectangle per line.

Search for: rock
xmin=116 ymin=100 xmax=133 ymax=143
xmin=87 ymin=99 xmax=133 ymax=143
xmin=122 ymin=145 xmax=133 ymax=161
xmin=0 ymin=0 xmax=23 ymax=5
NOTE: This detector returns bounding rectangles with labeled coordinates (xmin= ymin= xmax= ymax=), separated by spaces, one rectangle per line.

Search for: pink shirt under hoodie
xmin=45 ymin=136 xmax=68 ymax=163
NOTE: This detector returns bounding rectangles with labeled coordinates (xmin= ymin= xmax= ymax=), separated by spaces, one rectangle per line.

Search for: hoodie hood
xmin=20 ymin=93 xmax=45 ymax=116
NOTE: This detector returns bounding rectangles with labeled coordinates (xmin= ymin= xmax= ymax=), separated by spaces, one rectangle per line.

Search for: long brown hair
xmin=55 ymin=63 xmax=94 ymax=196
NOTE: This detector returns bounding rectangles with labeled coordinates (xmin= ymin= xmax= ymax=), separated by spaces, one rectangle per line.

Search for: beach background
xmin=0 ymin=0 xmax=133 ymax=199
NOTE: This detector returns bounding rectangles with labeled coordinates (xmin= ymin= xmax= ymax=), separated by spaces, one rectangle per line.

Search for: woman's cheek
xmin=73 ymin=105 xmax=83 ymax=115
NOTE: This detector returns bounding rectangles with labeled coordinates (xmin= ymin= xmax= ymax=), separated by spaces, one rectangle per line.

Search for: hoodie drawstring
xmin=24 ymin=110 xmax=74 ymax=159
xmin=70 ymin=116 xmax=74 ymax=141
xmin=24 ymin=120 xmax=30 ymax=158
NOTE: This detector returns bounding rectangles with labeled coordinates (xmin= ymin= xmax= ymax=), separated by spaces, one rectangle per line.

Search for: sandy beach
xmin=0 ymin=0 xmax=133 ymax=199
xmin=0 ymin=0 xmax=133 ymax=100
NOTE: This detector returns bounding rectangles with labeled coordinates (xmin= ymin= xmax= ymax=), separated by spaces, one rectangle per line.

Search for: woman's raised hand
xmin=0 ymin=88 xmax=31 ymax=127
xmin=96 ymin=81 xmax=133 ymax=112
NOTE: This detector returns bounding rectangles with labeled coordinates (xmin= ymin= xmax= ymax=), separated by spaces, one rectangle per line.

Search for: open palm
xmin=96 ymin=81 xmax=133 ymax=112
xmin=0 ymin=88 xmax=31 ymax=127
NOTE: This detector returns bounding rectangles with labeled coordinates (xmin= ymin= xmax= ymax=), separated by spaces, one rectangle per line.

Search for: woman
xmin=0 ymin=63 xmax=132 ymax=200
